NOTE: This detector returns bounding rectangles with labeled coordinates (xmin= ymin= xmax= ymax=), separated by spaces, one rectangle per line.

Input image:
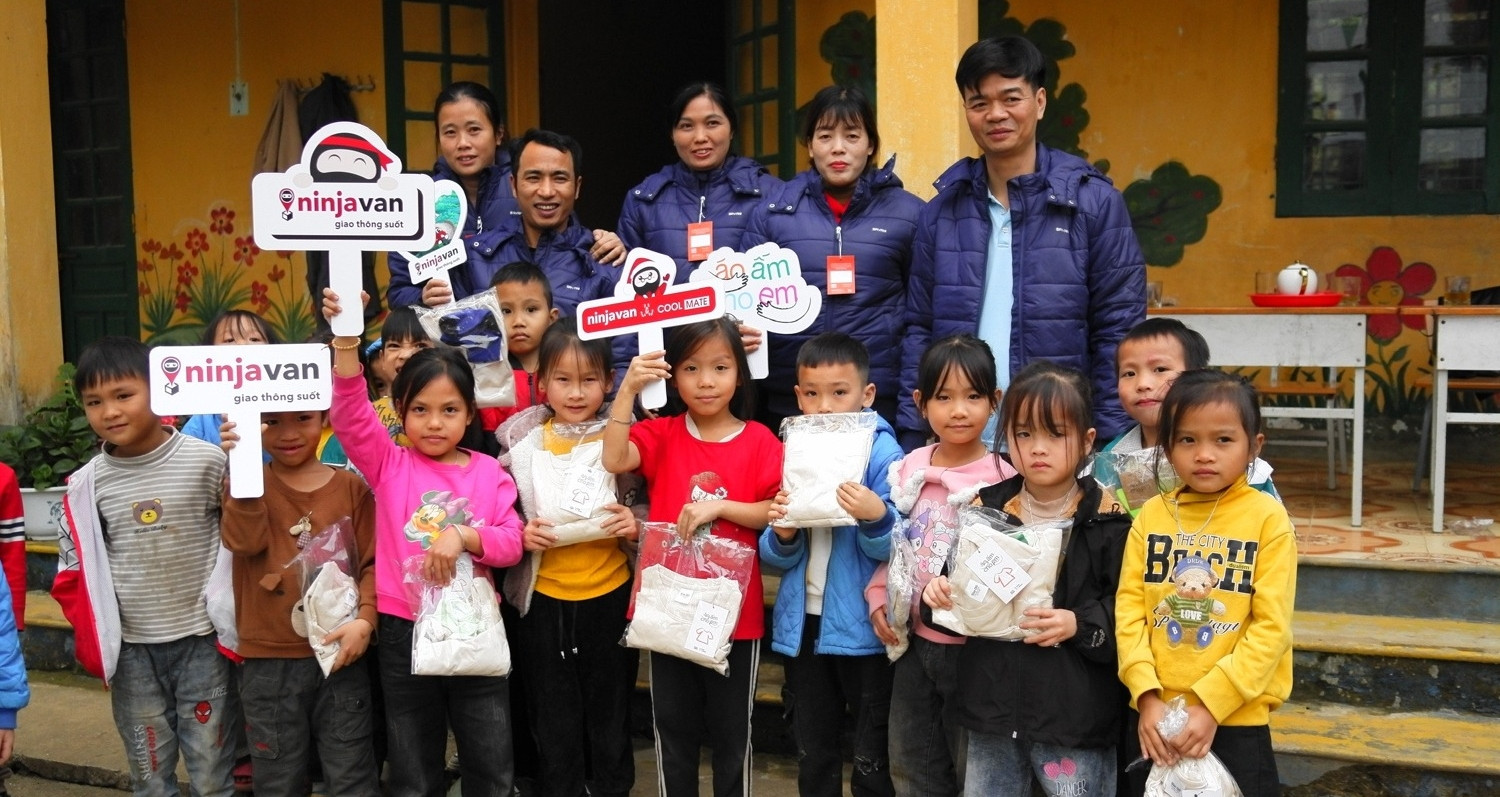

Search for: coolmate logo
xmin=579 ymin=285 xmax=719 ymax=336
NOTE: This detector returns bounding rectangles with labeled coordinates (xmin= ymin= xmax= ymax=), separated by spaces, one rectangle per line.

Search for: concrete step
xmin=1296 ymin=555 xmax=1500 ymax=623
xmin=1271 ymin=701 xmax=1500 ymax=783
xmin=1292 ymin=611 xmax=1500 ymax=715
xmin=26 ymin=541 xmax=59 ymax=594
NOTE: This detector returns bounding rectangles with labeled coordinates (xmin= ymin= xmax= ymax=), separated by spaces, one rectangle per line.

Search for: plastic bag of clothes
xmin=1094 ymin=447 xmax=1181 ymax=517
xmin=286 ymin=517 xmax=361 ymax=676
xmin=883 ymin=519 xmax=919 ymax=661
xmin=1143 ymin=696 xmax=1244 ymax=797
xmin=930 ymin=507 xmax=1068 ymax=641
xmin=774 ymin=412 xmax=877 ymax=528
xmin=624 ymin=522 xmax=755 ymax=674
xmin=417 ymin=289 xmax=515 ymax=408
xmin=404 ymin=553 xmax=510 ymax=676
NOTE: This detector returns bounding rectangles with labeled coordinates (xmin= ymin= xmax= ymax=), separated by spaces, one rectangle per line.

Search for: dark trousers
xmin=649 ymin=640 xmax=759 ymax=797
xmin=378 ymin=614 xmax=514 ymax=797
xmin=782 ymin=615 xmax=895 ymax=797
xmin=1212 ymin=724 xmax=1279 ymax=797
xmin=239 ymin=656 xmax=378 ymax=796
xmin=515 ymin=582 xmax=636 ymax=797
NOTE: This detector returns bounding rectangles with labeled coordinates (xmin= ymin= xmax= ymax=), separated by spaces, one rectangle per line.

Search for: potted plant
xmin=0 ymin=363 xmax=99 ymax=540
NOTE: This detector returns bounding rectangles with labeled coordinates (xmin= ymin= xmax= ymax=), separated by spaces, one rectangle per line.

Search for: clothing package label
xmin=965 ymin=538 xmax=1031 ymax=603
xmin=558 ymin=463 xmax=609 ymax=518
xmin=684 ymin=600 xmax=731 ymax=657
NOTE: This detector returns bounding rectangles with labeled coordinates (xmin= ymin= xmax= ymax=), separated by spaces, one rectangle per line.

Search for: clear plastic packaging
xmin=930 ymin=507 xmax=1068 ymax=640
xmin=1143 ymin=696 xmax=1244 ymax=797
xmin=204 ymin=546 xmax=238 ymax=655
xmin=416 ymin=289 xmax=516 ymax=408
xmin=775 ymin=412 xmax=878 ymax=528
xmin=528 ymin=418 xmax=618 ymax=546
xmin=624 ymin=522 xmax=755 ymax=674
xmin=884 ymin=520 xmax=918 ymax=661
xmin=286 ymin=518 xmax=361 ymax=676
xmin=403 ymin=553 xmax=510 ymax=676
xmin=1096 ymin=447 xmax=1180 ymax=516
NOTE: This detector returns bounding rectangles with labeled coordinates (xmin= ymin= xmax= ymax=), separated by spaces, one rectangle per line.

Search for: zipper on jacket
xmin=697 ymin=195 xmax=706 ymax=223
xmin=835 ymin=225 xmax=843 ymax=256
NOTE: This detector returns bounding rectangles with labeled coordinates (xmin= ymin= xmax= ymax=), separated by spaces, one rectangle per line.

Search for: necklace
xmin=1169 ymin=489 xmax=1228 ymax=538
xmin=1020 ymin=482 xmax=1079 ymax=522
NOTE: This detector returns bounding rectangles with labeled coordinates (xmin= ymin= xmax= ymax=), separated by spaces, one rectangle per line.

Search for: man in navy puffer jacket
xmin=902 ymin=36 xmax=1144 ymax=449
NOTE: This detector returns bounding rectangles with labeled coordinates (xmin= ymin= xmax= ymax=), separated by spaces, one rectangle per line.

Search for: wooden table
xmin=1401 ymin=306 xmax=1500 ymax=530
xmin=1149 ymin=307 xmax=1400 ymax=527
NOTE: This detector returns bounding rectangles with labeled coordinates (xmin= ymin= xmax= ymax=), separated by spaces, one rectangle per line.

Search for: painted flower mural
xmin=1334 ymin=246 xmax=1436 ymax=343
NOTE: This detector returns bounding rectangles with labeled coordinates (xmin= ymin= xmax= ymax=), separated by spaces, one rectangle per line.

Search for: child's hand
xmin=524 ymin=518 xmax=558 ymax=552
xmin=420 ymin=278 xmax=454 ymax=307
xmin=0 ymin=728 xmax=12 ymax=766
xmin=1135 ymin=691 xmax=1178 ymax=767
xmin=736 ymin=323 xmax=763 ymax=354
xmin=1020 ymin=607 xmax=1077 ymax=648
xmin=422 ymin=525 xmax=466 ymax=585
xmin=676 ymin=500 xmax=720 ymax=538
xmin=321 ymin=287 xmax=370 ymax=322
xmin=836 ymin=482 xmax=886 ymax=523
xmin=219 ymin=416 xmax=240 ymax=452
xmin=870 ymin=605 xmax=899 ymax=647
xmin=602 ymin=503 xmax=639 ymax=540
xmin=921 ymin=575 xmax=954 ymax=609
xmin=323 ymin=617 xmax=373 ymax=672
xmin=767 ymin=490 xmax=797 ymax=540
xmin=590 ymin=229 xmax=627 ymax=265
xmin=621 ymin=351 xmax=670 ymax=397
xmin=1169 ymin=703 xmax=1219 ymax=760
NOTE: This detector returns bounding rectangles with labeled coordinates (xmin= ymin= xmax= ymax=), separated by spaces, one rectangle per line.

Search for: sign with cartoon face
xmin=688 ymin=243 xmax=823 ymax=379
xmin=576 ymin=248 xmax=725 ymax=409
xmin=150 ymin=344 xmax=332 ymax=498
xmin=401 ymin=179 xmax=469 ymax=285
xmin=251 ymin=122 xmax=436 ymax=335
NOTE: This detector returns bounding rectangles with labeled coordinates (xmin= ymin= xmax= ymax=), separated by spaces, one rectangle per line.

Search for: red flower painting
xmin=1333 ymin=246 xmax=1436 ymax=343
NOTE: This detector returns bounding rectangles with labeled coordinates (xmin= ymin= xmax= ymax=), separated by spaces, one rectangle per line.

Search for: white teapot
xmin=1277 ymin=262 xmax=1318 ymax=295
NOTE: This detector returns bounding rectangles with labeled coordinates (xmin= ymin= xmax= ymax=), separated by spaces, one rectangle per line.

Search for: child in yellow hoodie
xmin=1115 ymin=370 xmax=1295 ymax=797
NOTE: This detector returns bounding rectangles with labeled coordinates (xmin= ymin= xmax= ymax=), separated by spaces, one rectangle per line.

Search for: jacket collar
xmin=932 ymin=144 xmax=1104 ymax=210
xmin=768 ymin=155 xmax=902 ymax=214
xmin=636 ymin=155 xmax=769 ymax=201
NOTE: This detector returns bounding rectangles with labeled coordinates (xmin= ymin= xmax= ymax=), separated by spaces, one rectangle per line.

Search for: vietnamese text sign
xmin=689 ymin=242 xmax=823 ymax=378
xmin=576 ymin=248 xmax=725 ymax=409
xmin=252 ymin=122 xmax=435 ymax=335
xmin=403 ymin=179 xmax=469 ymax=285
xmin=150 ymin=344 xmax=332 ymax=498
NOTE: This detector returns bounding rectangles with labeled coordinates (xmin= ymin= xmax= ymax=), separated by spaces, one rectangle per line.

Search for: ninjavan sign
xmin=252 ymin=122 xmax=435 ymax=335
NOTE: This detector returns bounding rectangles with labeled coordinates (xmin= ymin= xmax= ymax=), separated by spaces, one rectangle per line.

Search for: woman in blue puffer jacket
xmin=740 ymin=85 xmax=924 ymax=430
xmin=618 ymin=82 xmax=782 ymax=282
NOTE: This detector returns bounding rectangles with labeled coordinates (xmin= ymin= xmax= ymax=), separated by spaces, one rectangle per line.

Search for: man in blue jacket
xmin=901 ymin=36 xmax=1145 ymax=450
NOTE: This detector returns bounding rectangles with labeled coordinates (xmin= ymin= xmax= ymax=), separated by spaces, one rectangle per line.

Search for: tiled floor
xmin=1271 ymin=449 xmax=1500 ymax=569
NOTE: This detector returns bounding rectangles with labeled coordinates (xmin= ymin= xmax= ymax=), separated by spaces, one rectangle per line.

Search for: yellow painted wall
xmin=0 ymin=0 xmax=65 ymax=419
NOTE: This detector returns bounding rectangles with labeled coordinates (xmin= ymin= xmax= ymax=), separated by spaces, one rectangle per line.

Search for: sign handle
xmin=638 ymin=327 xmax=667 ymax=410
xmin=226 ymin=408 xmax=265 ymax=499
xmin=747 ymin=331 xmax=769 ymax=380
xmin=328 ymin=249 xmax=365 ymax=337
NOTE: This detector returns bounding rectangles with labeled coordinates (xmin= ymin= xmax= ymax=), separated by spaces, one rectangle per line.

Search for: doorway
xmin=537 ymin=1 xmax=729 ymax=231
xmin=47 ymin=0 xmax=139 ymax=359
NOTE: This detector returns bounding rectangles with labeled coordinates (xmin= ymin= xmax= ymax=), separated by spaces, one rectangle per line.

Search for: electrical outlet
xmin=230 ymin=81 xmax=249 ymax=116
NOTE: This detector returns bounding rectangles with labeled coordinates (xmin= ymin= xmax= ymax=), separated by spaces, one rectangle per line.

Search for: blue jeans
xmin=964 ymin=732 xmax=1115 ymax=797
xmin=378 ymin=614 xmax=514 ymax=797
xmin=110 ymin=634 xmax=238 ymax=797
xmin=888 ymin=635 xmax=965 ymax=797
xmin=239 ymin=656 xmax=378 ymax=796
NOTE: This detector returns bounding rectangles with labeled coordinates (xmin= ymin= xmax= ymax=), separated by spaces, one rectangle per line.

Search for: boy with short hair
xmin=219 ymin=408 xmax=379 ymax=796
xmin=761 ymin=332 xmax=902 ymax=797
xmin=51 ymin=336 xmax=239 ymax=796
xmin=490 ymin=261 xmax=561 ymax=421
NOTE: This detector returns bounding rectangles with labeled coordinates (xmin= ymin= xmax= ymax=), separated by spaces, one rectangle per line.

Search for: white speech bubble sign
xmin=688 ymin=242 xmax=824 ymax=379
xmin=150 ymin=344 xmax=333 ymax=498
xmin=252 ymin=122 xmax=436 ymax=336
xmin=575 ymin=248 xmax=725 ymax=410
xmin=401 ymin=179 xmax=469 ymax=286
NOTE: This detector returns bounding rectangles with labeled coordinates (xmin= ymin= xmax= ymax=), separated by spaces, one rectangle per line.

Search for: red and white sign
xmin=151 ymin=344 xmax=332 ymax=498
xmin=252 ymin=122 xmax=435 ymax=335
xmin=576 ymin=248 xmax=725 ymax=409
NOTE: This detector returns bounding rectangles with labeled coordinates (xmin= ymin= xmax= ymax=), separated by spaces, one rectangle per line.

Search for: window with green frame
xmin=1277 ymin=0 xmax=1500 ymax=216
xmin=381 ymin=0 xmax=504 ymax=171
xmin=729 ymin=0 xmax=796 ymax=178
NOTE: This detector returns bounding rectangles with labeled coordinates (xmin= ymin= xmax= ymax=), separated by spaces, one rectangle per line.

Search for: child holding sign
xmin=325 ymin=292 xmax=525 ymax=796
xmin=922 ymin=362 xmax=1129 ymax=797
xmin=218 ymin=409 xmax=379 ymax=795
xmin=602 ymin=317 xmax=782 ymax=797
xmin=51 ymin=337 xmax=239 ymax=795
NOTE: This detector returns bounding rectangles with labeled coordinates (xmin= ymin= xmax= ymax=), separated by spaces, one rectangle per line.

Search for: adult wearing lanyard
xmin=387 ymin=82 xmax=624 ymax=310
xmin=618 ymin=82 xmax=783 ymax=282
xmin=740 ymin=86 xmax=922 ymax=431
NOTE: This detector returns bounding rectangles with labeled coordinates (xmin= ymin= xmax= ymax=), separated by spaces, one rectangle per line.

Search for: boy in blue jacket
xmin=761 ymin=332 xmax=901 ymax=797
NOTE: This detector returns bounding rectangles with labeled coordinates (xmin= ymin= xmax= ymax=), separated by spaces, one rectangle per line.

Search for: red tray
xmin=1249 ymin=292 xmax=1344 ymax=308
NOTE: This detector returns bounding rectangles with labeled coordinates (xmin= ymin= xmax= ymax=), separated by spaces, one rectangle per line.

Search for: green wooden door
xmin=48 ymin=0 xmax=139 ymax=360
